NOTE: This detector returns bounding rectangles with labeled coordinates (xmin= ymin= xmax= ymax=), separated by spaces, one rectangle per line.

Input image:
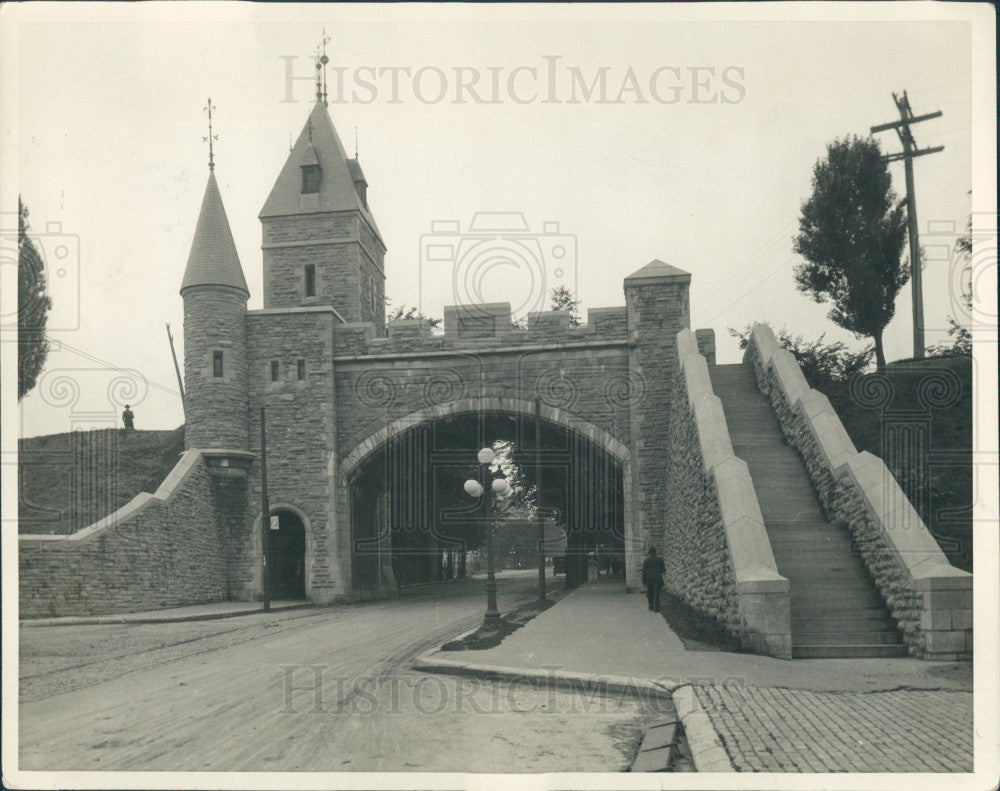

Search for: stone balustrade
xmin=744 ymin=324 xmax=972 ymax=660
xmin=669 ymin=329 xmax=791 ymax=658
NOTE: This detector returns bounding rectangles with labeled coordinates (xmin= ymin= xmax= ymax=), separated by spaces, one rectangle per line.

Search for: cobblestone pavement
xmin=695 ymin=684 xmax=974 ymax=772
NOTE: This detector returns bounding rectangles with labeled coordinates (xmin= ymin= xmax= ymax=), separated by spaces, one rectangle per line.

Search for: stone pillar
xmin=623 ymin=260 xmax=692 ymax=590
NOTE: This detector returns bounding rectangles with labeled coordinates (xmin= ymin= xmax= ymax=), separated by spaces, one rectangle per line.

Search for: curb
xmin=414 ymin=655 xmax=676 ymax=703
xmin=19 ymin=601 xmax=314 ymax=628
xmin=671 ymin=684 xmax=734 ymax=772
xmin=413 ymin=587 xmax=675 ymax=704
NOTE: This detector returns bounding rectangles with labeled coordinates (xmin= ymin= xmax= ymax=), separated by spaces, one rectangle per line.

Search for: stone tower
xmin=259 ymin=100 xmax=387 ymax=326
xmin=180 ymin=169 xmax=251 ymax=455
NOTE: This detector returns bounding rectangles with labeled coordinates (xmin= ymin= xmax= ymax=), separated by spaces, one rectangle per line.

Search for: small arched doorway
xmin=267 ymin=509 xmax=306 ymax=599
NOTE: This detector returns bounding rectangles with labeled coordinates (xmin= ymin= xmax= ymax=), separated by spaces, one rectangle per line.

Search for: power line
xmin=871 ymin=90 xmax=944 ymax=360
xmin=48 ymin=339 xmax=181 ymax=397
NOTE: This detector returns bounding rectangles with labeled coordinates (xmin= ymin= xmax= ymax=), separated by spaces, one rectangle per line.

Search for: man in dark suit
xmin=641 ymin=547 xmax=666 ymax=611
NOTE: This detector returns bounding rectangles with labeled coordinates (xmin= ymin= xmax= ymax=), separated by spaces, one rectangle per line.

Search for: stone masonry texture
xmin=663 ymin=369 xmax=742 ymax=635
xmin=261 ymin=212 xmax=385 ymax=326
xmin=182 ymin=286 xmax=250 ymax=451
xmin=744 ymin=334 xmax=971 ymax=659
xmin=19 ymin=454 xmax=229 ymax=618
xmin=624 ymin=278 xmax=690 ymax=582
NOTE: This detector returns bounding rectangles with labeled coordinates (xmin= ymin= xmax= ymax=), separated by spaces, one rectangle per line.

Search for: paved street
xmin=695 ymin=684 xmax=973 ymax=772
xmin=18 ymin=571 xmax=667 ymax=773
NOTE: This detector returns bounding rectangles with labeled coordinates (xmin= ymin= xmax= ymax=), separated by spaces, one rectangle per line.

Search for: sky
xmin=2 ymin=2 xmax=994 ymax=438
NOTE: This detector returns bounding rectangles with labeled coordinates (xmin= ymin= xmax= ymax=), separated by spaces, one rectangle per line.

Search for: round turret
xmin=180 ymin=171 xmax=251 ymax=452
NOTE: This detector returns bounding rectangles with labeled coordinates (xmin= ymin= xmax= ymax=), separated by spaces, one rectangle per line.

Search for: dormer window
xmin=301 ymin=164 xmax=321 ymax=194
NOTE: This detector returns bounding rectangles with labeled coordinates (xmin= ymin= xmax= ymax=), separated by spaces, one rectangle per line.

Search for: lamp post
xmin=464 ymin=446 xmax=511 ymax=630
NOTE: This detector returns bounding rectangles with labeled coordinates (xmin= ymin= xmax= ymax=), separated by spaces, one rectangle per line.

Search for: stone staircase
xmin=708 ymin=363 xmax=907 ymax=659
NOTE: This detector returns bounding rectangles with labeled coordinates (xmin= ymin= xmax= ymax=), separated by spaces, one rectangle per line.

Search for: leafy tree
xmin=512 ymin=286 xmax=582 ymax=329
xmin=549 ymin=285 xmax=582 ymax=326
xmin=728 ymin=323 xmax=873 ymax=393
xmin=18 ymin=198 xmax=52 ymax=399
xmin=385 ymin=300 xmax=442 ymax=329
xmin=793 ymin=136 xmax=909 ymax=369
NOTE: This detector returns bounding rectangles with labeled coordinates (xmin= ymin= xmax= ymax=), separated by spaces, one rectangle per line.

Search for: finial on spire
xmin=203 ymin=98 xmax=218 ymax=171
xmin=315 ymin=29 xmax=331 ymax=105
xmin=354 ymin=125 xmax=358 ymax=158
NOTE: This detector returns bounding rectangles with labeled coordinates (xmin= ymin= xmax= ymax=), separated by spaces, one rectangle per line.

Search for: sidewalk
xmin=416 ymin=577 xmax=973 ymax=773
xmin=19 ymin=598 xmax=311 ymax=627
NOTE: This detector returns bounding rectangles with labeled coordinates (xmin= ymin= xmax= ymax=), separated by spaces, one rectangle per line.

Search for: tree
xmin=793 ymin=136 xmax=909 ymax=370
xmin=728 ymin=323 xmax=873 ymax=392
xmin=385 ymin=300 xmax=442 ymax=329
xmin=18 ymin=198 xmax=52 ymax=399
xmin=512 ymin=286 xmax=583 ymax=329
xmin=549 ymin=285 xmax=582 ymax=326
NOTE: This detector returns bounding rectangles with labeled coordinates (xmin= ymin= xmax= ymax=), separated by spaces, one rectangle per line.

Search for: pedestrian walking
xmin=122 ymin=405 xmax=135 ymax=430
xmin=587 ymin=551 xmax=598 ymax=584
xmin=641 ymin=547 xmax=665 ymax=611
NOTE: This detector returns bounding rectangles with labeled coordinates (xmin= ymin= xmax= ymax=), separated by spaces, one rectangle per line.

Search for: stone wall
xmin=182 ymin=286 xmax=250 ymax=451
xmin=667 ymin=330 xmax=791 ymax=658
xmin=261 ymin=212 xmax=384 ymax=325
xmin=332 ymin=310 xmax=634 ymax=466
xmin=744 ymin=324 xmax=972 ymax=660
xmin=246 ymin=308 xmax=340 ymax=603
xmin=19 ymin=451 xmax=229 ymax=618
xmin=623 ymin=272 xmax=691 ymax=587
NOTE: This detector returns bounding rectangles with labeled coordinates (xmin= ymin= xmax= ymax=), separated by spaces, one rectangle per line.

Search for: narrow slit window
xmin=304 ymin=264 xmax=316 ymax=297
xmin=297 ymin=359 xmax=306 ymax=381
xmin=271 ymin=360 xmax=280 ymax=382
xmin=213 ymin=351 xmax=224 ymax=378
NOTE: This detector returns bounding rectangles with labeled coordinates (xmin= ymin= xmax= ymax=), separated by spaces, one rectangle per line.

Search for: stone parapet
xmin=671 ymin=329 xmax=791 ymax=659
xmin=744 ymin=324 xmax=972 ymax=660
xmin=19 ymin=451 xmax=232 ymax=617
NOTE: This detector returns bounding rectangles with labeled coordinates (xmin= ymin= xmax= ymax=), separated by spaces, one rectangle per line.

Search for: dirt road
xmin=18 ymin=571 xmax=668 ymax=773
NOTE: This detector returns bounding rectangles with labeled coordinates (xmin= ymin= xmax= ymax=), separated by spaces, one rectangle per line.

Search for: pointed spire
xmin=260 ymin=102 xmax=383 ymax=244
xmin=181 ymin=171 xmax=249 ymax=297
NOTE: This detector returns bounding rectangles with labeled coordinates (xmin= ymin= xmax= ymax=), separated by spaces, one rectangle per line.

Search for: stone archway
xmin=265 ymin=506 xmax=307 ymax=600
xmin=341 ymin=397 xmax=635 ymax=593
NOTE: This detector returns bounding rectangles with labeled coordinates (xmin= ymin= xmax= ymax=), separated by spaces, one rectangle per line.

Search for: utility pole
xmin=165 ymin=323 xmax=185 ymax=410
xmin=535 ymin=397 xmax=546 ymax=603
xmin=260 ymin=407 xmax=271 ymax=613
xmin=871 ymin=91 xmax=943 ymax=359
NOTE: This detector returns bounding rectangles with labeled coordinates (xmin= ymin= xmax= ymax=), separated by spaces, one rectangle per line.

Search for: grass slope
xmin=18 ymin=426 xmax=185 ymax=535
xmin=826 ymin=355 xmax=972 ymax=571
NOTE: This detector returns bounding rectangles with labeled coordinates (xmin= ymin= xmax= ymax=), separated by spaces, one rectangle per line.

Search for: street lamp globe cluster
xmin=464 ymin=446 xmax=511 ymax=630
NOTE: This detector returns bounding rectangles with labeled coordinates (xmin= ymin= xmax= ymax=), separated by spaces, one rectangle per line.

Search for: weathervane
xmin=203 ymin=98 xmax=218 ymax=171
xmin=315 ymin=29 xmax=331 ymax=105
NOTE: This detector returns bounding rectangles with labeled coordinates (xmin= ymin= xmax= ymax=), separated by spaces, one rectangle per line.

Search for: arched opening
xmin=348 ymin=409 xmax=625 ymax=594
xmin=267 ymin=509 xmax=306 ymax=599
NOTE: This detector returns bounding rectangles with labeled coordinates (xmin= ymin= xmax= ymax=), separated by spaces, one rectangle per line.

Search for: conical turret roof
xmin=260 ymin=101 xmax=383 ymax=244
xmin=180 ymin=171 xmax=249 ymax=297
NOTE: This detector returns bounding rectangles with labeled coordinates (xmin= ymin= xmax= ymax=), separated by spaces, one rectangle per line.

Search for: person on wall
xmin=642 ymin=547 xmax=666 ymax=611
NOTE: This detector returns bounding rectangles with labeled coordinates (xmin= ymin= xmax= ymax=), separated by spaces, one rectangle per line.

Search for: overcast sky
xmin=2 ymin=3 xmax=993 ymax=437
